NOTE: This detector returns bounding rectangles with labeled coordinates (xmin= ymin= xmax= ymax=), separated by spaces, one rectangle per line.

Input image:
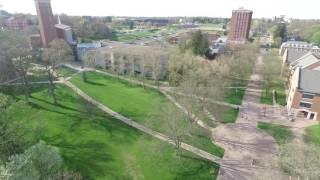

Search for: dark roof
xmin=287 ymin=48 xmax=309 ymax=64
xmin=299 ymin=69 xmax=320 ymax=94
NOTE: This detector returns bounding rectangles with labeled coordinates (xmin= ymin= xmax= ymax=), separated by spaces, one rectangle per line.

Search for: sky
xmin=0 ymin=0 xmax=320 ymax=19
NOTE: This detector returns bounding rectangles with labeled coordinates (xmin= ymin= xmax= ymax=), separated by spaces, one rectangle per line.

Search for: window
xmin=300 ymin=102 xmax=312 ymax=109
xmin=302 ymin=93 xmax=314 ymax=100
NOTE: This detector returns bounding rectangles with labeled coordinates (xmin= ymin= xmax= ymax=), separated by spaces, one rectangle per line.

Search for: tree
xmin=0 ymin=31 xmax=33 ymax=102
xmin=82 ymin=50 xmax=102 ymax=82
xmin=162 ymin=103 xmax=192 ymax=157
xmin=310 ymin=31 xmax=320 ymax=46
xmin=129 ymin=21 xmax=135 ymax=30
xmin=0 ymin=141 xmax=63 ymax=180
xmin=0 ymin=58 xmax=16 ymax=83
xmin=261 ymin=51 xmax=283 ymax=95
xmin=0 ymin=94 xmax=27 ymax=162
xmin=270 ymin=23 xmax=287 ymax=47
xmin=258 ymin=141 xmax=320 ymax=180
xmin=42 ymin=39 xmax=74 ymax=104
xmin=191 ymin=30 xmax=209 ymax=56
xmin=178 ymin=30 xmax=209 ymax=57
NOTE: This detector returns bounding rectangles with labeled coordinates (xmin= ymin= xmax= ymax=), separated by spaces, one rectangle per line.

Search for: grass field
xmin=224 ymin=79 xmax=248 ymax=106
xmin=197 ymin=24 xmax=224 ymax=32
xmin=224 ymin=88 xmax=246 ymax=105
xmin=206 ymin=104 xmax=239 ymax=124
xmin=261 ymin=83 xmax=286 ymax=106
xmin=2 ymin=85 xmax=220 ymax=180
xmin=258 ymin=122 xmax=293 ymax=144
xmin=56 ymin=66 xmax=78 ymax=78
xmin=304 ymin=125 xmax=320 ymax=146
xmin=114 ymin=30 xmax=159 ymax=42
xmin=71 ymin=71 xmax=224 ymax=157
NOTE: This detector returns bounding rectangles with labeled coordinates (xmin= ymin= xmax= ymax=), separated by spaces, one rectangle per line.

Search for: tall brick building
xmin=34 ymin=0 xmax=57 ymax=47
xmin=32 ymin=0 xmax=75 ymax=49
xmin=228 ymin=9 xmax=253 ymax=44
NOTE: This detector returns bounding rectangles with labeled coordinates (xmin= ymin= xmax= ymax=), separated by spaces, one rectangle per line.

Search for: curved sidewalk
xmin=65 ymin=81 xmax=222 ymax=164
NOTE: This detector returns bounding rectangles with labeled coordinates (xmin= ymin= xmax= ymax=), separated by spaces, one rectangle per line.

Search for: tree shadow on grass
xmin=85 ymin=80 xmax=105 ymax=86
xmin=45 ymin=135 xmax=118 ymax=179
xmin=31 ymin=96 xmax=80 ymax=111
xmin=28 ymin=102 xmax=71 ymax=116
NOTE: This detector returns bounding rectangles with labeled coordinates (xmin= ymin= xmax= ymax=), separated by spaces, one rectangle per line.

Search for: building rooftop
xmin=55 ymin=24 xmax=71 ymax=30
xmin=290 ymin=51 xmax=320 ymax=69
xmin=299 ymin=69 xmax=320 ymax=94
xmin=232 ymin=8 xmax=252 ymax=13
xmin=286 ymin=48 xmax=309 ymax=64
xmin=77 ymin=42 xmax=102 ymax=49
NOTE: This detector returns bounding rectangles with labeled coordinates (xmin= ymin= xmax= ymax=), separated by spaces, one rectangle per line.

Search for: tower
xmin=34 ymin=0 xmax=57 ymax=47
xmin=228 ymin=8 xmax=253 ymax=44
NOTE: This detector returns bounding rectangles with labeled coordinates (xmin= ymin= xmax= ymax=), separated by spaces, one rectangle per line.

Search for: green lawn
xmin=221 ymin=108 xmax=239 ymax=123
xmin=27 ymin=68 xmax=50 ymax=82
xmin=71 ymin=71 xmax=224 ymax=157
xmin=224 ymin=88 xmax=246 ymax=105
xmin=261 ymin=84 xmax=286 ymax=106
xmin=56 ymin=66 xmax=78 ymax=78
xmin=206 ymin=104 xmax=239 ymax=124
xmin=2 ymin=85 xmax=220 ymax=180
xmin=258 ymin=122 xmax=293 ymax=144
xmin=114 ymin=30 xmax=160 ymax=42
xmin=304 ymin=125 xmax=320 ymax=146
xmin=197 ymin=24 xmax=224 ymax=32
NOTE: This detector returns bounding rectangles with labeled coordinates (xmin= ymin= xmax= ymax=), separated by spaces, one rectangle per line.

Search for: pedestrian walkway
xmin=64 ymin=81 xmax=222 ymax=164
xmin=213 ymin=56 xmax=278 ymax=180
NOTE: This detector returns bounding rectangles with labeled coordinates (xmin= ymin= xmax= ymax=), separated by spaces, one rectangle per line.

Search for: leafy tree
xmin=191 ymin=30 xmax=209 ymax=56
xmin=179 ymin=30 xmax=209 ymax=57
xmin=0 ymin=141 xmax=63 ymax=180
xmin=259 ymin=141 xmax=320 ymax=179
xmin=310 ymin=31 xmax=320 ymax=46
xmin=0 ymin=96 xmax=27 ymax=162
xmin=270 ymin=23 xmax=287 ymax=47
xmin=129 ymin=21 xmax=135 ymax=30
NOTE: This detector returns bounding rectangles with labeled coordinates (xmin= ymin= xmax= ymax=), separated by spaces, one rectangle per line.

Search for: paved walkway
xmin=64 ymin=81 xmax=222 ymax=164
xmin=213 ymin=56 xmax=278 ymax=180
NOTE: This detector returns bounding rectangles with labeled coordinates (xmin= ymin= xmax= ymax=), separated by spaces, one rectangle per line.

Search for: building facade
xmin=228 ymin=9 xmax=253 ymax=44
xmin=55 ymin=24 xmax=75 ymax=45
xmin=34 ymin=0 xmax=57 ymax=47
xmin=287 ymin=68 xmax=320 ymax=120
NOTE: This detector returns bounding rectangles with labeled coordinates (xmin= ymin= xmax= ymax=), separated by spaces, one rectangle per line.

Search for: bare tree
xmin=42 ymin=39 xmax=74 ymax=104
xmin=261 ymin=51 xmax=283 ymax=95
xmin=162 ymin=103 xmax=191 ymax=157
xmin=0 ymin=58 xmax=16 ymax=83
xmin=82 ymin=50 xmax=102 ymax=82
xmin=0 ymin=31 xmax=32 ymax=102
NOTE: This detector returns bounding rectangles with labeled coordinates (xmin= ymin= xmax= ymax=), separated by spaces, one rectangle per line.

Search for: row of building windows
xmin=300 ymin=102 xmax=312 ymax=109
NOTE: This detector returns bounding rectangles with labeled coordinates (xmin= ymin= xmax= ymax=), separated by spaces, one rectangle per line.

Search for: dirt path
xmin=213 ymin=55 xmax=278 ymax=180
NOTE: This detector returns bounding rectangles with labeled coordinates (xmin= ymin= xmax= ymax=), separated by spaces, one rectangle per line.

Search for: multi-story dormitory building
xmin=281 ymin=41 xmax=320 ymax=120
xmin=83 ymin=41 xmax=169 ymax=80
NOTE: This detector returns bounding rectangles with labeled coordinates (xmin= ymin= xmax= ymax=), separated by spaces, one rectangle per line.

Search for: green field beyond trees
xmin=2 ymin=84 xmax=219 ymax=179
